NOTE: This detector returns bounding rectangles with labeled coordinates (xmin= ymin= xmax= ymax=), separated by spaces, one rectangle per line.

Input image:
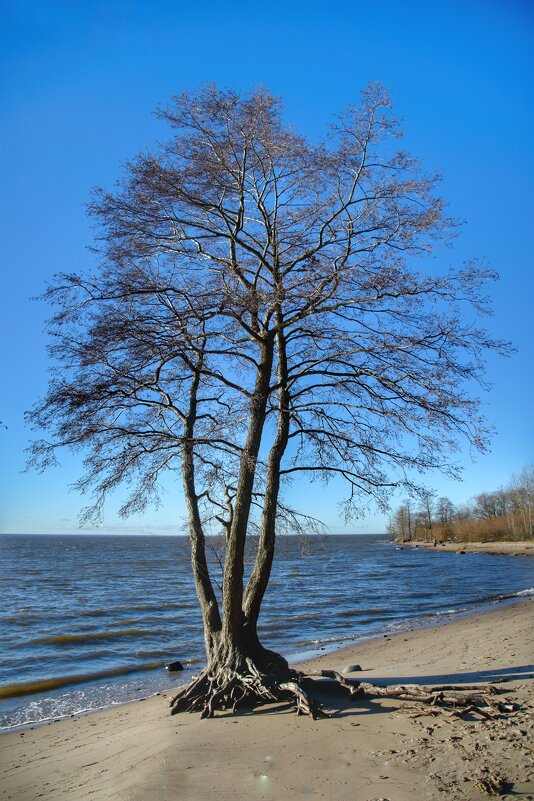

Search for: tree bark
xmin=182 ymin=363 xmax=222 ymax=651
xmin=244 ymin=316 xmax=290 ymax=631
xmin=221 ymin=338 xmax=274 ymax=647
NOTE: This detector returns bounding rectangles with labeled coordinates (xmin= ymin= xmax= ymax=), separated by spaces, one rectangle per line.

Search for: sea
xmin=1 ymin=533 xmax=533 ymax=730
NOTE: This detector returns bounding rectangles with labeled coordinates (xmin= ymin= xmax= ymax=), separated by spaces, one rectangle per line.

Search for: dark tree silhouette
xmin=27 ymin=84 xmax=509 ymax=718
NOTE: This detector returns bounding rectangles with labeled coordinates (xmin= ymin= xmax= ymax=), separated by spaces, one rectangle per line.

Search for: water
xmin=0 ymin=533 xmax=532 ymax=729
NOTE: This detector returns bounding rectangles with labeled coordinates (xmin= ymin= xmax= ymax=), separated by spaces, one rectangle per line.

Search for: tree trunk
xmin=170 ymin=328 xmax=322 ymax=718
xmin=182 ymin=362 xmax=222 ymax=652
xmin=244 ymin=317 xmax=290 ymax=632
xmin=221 ymin=338 xmax=273 ymax=647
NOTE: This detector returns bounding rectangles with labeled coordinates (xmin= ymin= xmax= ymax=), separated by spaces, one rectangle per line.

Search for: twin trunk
xmin=185 ymin=323 xmax=290 ymax=669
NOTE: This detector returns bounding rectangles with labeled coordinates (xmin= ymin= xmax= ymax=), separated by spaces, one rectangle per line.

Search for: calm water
xmin=0 ymin=533 xmax=533 ymax=729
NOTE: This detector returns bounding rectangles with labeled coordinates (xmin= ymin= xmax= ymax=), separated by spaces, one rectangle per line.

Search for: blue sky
xmin=1 ymin=0 xmax=532 ymax=535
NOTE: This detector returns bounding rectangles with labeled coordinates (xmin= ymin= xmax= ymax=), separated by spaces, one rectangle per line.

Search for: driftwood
xmin=473 ymin=771 xmax=509 ymax=795
xmin=307 ymin=670 xmax=520 ymax=720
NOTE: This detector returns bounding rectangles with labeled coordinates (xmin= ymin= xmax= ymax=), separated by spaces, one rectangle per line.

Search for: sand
xmin=401 ymin=541 xmax=534 ymax=556
xmin=1 ymin=600 xmax=533 ymax=801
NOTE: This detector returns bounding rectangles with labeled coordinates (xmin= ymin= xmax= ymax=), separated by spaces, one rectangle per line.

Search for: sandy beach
xmin=399 ymin=541 xmax=534 ymax=557
xmin=1 ymin=600 xmax=533 ymax=801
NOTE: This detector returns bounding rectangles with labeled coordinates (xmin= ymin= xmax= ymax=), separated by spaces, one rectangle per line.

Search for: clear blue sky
xmin=1 ymin=0 xmax=532 ymax=535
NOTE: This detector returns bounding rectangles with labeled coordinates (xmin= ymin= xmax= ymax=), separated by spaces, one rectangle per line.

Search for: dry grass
xmin=413 ymin=514 xmax=532 ymax=543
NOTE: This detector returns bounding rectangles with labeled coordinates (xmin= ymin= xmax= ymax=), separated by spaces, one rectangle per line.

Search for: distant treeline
xmin=388 ymin=465 xmax=533 ymax=543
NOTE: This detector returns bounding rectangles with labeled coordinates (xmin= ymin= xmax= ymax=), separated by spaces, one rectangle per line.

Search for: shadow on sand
xmin=357 ymin=664 xmax=534 ymax=685
xmin=303 ymin=664 xmax=534 ymax=718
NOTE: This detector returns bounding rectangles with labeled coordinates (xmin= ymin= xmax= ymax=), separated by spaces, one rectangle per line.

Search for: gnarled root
xmin=308 ymin=670 xmax=520 ymax=720
xmin=170 ymin=665 xmax=519 ymax=721
xmin=170 ymin=659 xmax=328 ymax=720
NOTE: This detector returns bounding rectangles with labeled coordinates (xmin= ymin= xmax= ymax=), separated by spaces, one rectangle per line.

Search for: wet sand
xmin=1 ymin=600 xmax=533 ymax=801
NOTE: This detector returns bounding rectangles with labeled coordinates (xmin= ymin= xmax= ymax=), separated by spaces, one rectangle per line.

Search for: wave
xmin=432 ymin=608 xmax=463 ymax=616
xmin=0 ymin=660 xmax=167 ymax=700
xmin=0 ymin=649 xmax=112 ymax=669
xmin=30 ymin=629 xmax=167 ymax=646
xmin=475 ymin=587 xmax=534 ymax=604
xmin=88 ymin=602 xmax=183 ymax=614
xmin=336 ymin=608 xmax=392 ymax=619
xmin=2 ymin=602 xmax=191 ymax=626
xmin=2 ymin=614 xmax=41 ymax=624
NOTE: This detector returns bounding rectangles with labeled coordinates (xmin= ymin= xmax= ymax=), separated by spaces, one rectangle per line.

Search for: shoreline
xmin=3 ymin=533 xmax=533 ymax=737
xmin=2 ymin=588 xmax=532 ymax=735
xmin=396 ymin=539 xmax=534 ymax=556
xmin=1 ymin=599 xmax=532 ymax=801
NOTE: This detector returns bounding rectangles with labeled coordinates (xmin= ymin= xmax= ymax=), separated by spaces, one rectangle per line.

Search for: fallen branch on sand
xmin=309 ymin=670 xmax=520 ymax=720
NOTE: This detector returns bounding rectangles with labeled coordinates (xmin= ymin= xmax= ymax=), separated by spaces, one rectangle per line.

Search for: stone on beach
xmin=165 ymin=660 xmax=184 ymax=672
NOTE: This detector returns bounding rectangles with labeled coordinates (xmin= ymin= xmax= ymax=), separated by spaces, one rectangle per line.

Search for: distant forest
xmin=388 ymin=466 xmax=533 ymax=543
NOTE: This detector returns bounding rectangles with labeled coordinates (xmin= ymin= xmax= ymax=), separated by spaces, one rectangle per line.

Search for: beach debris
xmin=312 ymin=670 xmax=365 ymax=698
xmin=165 ymin=660 xmax=184 ymax=672
xmin=305 ymin=672 xmax=521 ymax=721
xmin=473 ymin=769 xmax=509 ymax=795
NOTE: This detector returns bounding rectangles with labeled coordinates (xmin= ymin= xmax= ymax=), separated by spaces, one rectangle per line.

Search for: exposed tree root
xmin=308 ymin=670 xmax=520 ymax=720
xmin=169 ymin=659 xmax=327 ymax=720
xmin=169 ymin=664 xmax=520 ymax=721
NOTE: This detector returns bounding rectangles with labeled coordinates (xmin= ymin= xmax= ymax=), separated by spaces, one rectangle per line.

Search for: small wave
xmin=300 ymin=633 xmax=359 ymax=647
xmin=122 ymin=602 xmax=183 ymax=612
xmin=432 ymin=608 xmax=462 ymax=616
xmin=135 ymin=649 xmax=173 ymax=658
xmin=336 ymin=609 xmax=390 ymax=619
xmin=0 ymin=660 xmax=166 ymax=700
xmin=30 ymin=629 xmax=166 ymax=646
xmin=0 ymin=649 xmax=112 ymax=668
xmin=80 ymin=609 xmax=108 ymax=617
xmin=1 ymin=614 xmax=40 ymax=624
xmin=78 ymin=602 xmax=184 ymax=618
xmin=487 ymin=587 xmax=534 ymax=603
xmin=135 ymin=653 xmax=202 ymax=665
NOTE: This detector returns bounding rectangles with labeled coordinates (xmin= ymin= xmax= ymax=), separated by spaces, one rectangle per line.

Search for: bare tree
xmin=437 ymin=496 xmax=456 ymax=526
xmin=509 ymin=465 xmax=534 ymax=539
xmin=419 ymin=491 xmax=435 ymax=540
xmin=387 ymin=502 xmax=413 ymax=541
xmin=473 ymin=491 xmax=500 ymax=519
xmin=27 ymin=85 xmax=509 ymax=718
